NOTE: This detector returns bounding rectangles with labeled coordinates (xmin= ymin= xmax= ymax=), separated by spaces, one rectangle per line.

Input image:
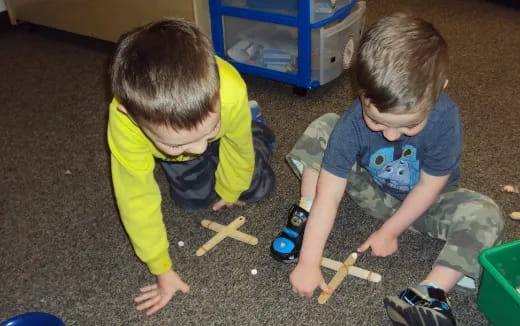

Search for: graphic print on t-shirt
xmin=367 ymin=145 xmax=420 ymax=196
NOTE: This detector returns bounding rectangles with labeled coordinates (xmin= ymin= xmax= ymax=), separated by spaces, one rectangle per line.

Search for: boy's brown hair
xmin=110 ymin=17 xmax=219 ymax=130
xmin=356 ymin=13 xmax=448 ymax=115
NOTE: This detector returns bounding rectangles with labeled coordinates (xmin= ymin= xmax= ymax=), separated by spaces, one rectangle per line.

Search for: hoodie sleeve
xmin=107 ymin=99 xmax=172 ymax=275
xmin=213 ymin=59 xmax=255 ymax=202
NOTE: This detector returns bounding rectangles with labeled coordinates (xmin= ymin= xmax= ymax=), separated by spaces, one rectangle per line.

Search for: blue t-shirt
xmin=322 ymin=92 xmax=463 ymax=200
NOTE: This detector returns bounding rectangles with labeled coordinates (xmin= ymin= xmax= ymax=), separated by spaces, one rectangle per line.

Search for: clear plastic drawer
xmin=223 ymin=17 xmax=299 ymax=74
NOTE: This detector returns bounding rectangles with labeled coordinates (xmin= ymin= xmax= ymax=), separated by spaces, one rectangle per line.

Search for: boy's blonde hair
xmin=110 ymin=18 xmax=219 ymax=130
xmin=356 ymin=14 xmax=448 ymax=114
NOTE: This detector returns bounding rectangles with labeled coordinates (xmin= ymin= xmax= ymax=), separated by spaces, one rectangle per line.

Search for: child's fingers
xmin=212 ymin=200 xmax=246 ymax=211
xmin=146 ymin=299 xmax=166 ymax=316
xmin=298 ymin=288 xmax=312 ymax=297
xmin=179 ymin=282 xmax=190 ymax=294
xmin=357 ymin=240 xmax=370 ymax=253
xmin=140 ymin=284 xmax=158 ymax=292
xmin=291 ymin=285 xmax=309 ymax=297
xmin=136 ymin=295 xmax=161 ymax=311
xmin=319 ymin=281 xmax=332 ymax=294
xmin=134 ymin=290 xmax=159 ymax=303
xmin=146 ymin=288 xmax=185 ymax=316
xmin=212 ymin=200 xmax=225 ymax=211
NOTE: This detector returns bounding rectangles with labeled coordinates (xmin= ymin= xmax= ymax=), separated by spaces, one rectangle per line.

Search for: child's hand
xmin=211 ymin=198 xmax=245 ymax=211
xmin=289 ymin=262 xmax=331 ymax=298
xmin=357 ymin=228 xmax=398 ymax=257
xmin=134 ymin=269 xmax=190 ymax=316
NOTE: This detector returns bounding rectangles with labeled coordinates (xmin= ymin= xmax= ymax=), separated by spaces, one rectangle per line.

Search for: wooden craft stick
xmin=201 ymin=219 xmax=258 ymax=245
xmin=318 ymin=253 xmax=358 ymax=304
xmin=510 ymin=212 xmax=520 ymax=220
xmin=196 ymin=216 xmax=245 ymax=256
xmin=321 ymin=257 xmax=382 ymax=282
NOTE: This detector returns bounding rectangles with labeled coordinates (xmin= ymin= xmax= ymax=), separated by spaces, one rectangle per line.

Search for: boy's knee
xmin=475 ymin=196 xmax=503 ymax=233
xmin=478 ymin=196 xmax=505 ymax=243
xmin=454 ymin=195 xmax=504 ymax=246
xmin=313 ymin=113 xmax=340 ymax=130
xmin=287 ymin=113 xmax=340 ymax=174
xmin=300 ymin=113 xmax=340 ymax=141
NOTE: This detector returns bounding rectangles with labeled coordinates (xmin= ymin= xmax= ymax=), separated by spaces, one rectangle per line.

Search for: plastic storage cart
xmin=209 ymin=0 xmax=366 ymax=94
xmin=478 ymin=239 xmax=520 ymax=326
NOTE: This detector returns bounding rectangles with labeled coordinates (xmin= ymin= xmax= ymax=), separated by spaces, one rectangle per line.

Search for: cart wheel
xmin=293 ymin=86 xmax=308 ymax=96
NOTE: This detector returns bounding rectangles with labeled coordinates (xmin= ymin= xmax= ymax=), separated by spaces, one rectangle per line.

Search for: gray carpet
xmin=1 ymin=0 xmax=519 ymax=325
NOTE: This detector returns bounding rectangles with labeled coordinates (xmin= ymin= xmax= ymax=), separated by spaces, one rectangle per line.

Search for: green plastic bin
xmin=478 ymin=239 xmax=520 ymax=325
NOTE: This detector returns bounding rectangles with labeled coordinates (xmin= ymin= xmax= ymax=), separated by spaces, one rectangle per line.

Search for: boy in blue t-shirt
xmin=270 ymin=14 xmax=503 ymax=326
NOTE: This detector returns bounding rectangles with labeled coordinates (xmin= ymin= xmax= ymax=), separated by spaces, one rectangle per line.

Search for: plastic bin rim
xmin=479 ymin=239 xmax=520 ymax=305
xmin=310 ymin=0 xmax=358 ymax=28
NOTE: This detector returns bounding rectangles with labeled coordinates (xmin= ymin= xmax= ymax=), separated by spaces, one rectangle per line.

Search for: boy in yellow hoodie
xmin=107 ymin=18 xmax=275 ymax=315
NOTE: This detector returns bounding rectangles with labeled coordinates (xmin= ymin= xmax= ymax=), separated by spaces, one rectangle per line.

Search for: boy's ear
xmin=117 ymin=104 xmax=140 ymax=126
xmin=117 ymin=104 xmax=128 ymax=114
xmin=444 ymin=79 xmax=449 ymax=89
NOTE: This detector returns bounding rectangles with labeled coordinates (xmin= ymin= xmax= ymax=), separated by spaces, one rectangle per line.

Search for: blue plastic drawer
xmin=221 ymin=0 xmax=355 ymax=23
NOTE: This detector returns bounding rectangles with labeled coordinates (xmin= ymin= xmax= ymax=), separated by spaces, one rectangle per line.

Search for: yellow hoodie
xmin=107 ymin=58 xmax=254 ymax=275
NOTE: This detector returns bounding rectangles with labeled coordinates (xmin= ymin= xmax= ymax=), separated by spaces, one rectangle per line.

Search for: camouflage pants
xmin=286 ymin=113 xmax=504 ymax=280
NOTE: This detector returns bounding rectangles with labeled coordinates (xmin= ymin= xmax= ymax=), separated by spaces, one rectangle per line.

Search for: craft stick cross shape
xmin=318 ymin=253 xmax=382 ymax=304
xmin=196 ymin=216 xmax=258 ymax=256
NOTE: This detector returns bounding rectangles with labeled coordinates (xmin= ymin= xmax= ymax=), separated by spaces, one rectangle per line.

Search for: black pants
xmin=160 ymin=121 xmax=275 ymax=211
